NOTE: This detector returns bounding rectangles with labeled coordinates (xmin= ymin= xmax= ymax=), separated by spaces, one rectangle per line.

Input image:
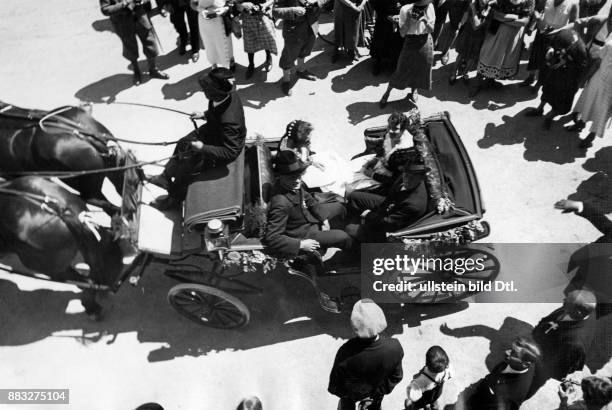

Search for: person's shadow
xmin=439 ymin=317 xmax=535 ymax=409
xmin=568 ymin=146 xmax=612 ymax=204
xmin=345 ymin=99 xmax=418 ymax=125
xmin=330 ymin=59 xmax=388 ymax=94
xmin=477 ymin=109 xmax=587 ymax=164
xmin=75 ymin=49 xmax=189 ymax=103
xmin=92 ymin=18 xmax=114 ymax=33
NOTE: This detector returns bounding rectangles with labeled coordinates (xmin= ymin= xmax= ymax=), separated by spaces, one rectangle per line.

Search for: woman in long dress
xmin=237 ymin=0 xmax=277 ymax=78
xmin=571 ymin=33 xmax=612 ymax=148
xmin=332 ymin=0 xmax=367 ymax=62
xmin=524 ymin=28 xmax=587 ymax=129
xmin=369 ymin=0 xmax=404 ymax=74
xmin=471 ymin=0 xmax=534 ymax=96
xmin=379 ymin=0 xmax=435 ymax=107
xmin=193 ymin=0 xmax=235 ymax=69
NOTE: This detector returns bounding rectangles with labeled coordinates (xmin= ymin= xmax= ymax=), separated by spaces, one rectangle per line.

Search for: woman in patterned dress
xmin=238 ymin=0 xmax=277 ymax=78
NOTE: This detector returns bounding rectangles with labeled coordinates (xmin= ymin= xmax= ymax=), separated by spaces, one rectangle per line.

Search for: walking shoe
xmin=147 ymin=173 xmax=171 ymax=190
xmin=281 ymin=80 xmax=292 ymax=96
xmin=191 ymin=52 xmax=200 ymax=63
xmin=318 ymin=292 xmax=341 ymax=314
xmin=263 ymin=56 xmax=273 ymax=72
xmin=149 ymin=69 xmax=170 ymax=80
xmin=566 ymin=120 xmax=585 ymax=132
xmin=520 ymin=75 xmax=535 ymax=87
xmin=245 ymin=64 xmax=255 ymax=79
xmin=296 ymin=69 xmax=316 ymax=81
xmin=579 ymin=133 xmax=596 ymax=149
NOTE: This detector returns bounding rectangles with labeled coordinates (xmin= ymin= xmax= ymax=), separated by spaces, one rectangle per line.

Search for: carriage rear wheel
xmin=167 ymin=284 xmax=250 ymax=328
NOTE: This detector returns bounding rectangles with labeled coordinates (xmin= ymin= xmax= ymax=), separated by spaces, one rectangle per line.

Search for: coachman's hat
xmin=274 ymin=150 xmax=309 ymax=175
xmin=198 ymin=67 xmax=234 ymax=93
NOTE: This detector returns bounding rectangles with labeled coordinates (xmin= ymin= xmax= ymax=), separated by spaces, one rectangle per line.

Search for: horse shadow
xmin=345 ymin=99 xmax=417 ymax=125
xmin=330 ymin=58 xmax=388 ymax=94
xmin=477 ymin=109 xmax=587 ymax=165
xmin=0 ymin=257 xmax=469 ymax=363
xmin=74 ymin=49 xmax=189 ymax=103
xmin=92 ymin=18 xmax=114 ymax=33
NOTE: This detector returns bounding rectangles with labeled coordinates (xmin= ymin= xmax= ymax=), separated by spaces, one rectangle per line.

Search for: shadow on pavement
xmin=0 ymin=258 xmax=469 ymax=363
xmin=477 ymin=109 xmax=587 ymax=165
xmin=75 ymin=49 xmax=190 ymax=103
xmin=330 ymin=58 xmax=388 ymax=94
xmin=568 ymin=147 xmax=612 ymax=206
xmin=345 ymin=99 xmax=417 ymax=125
xmin=92 ymin=18 xmax=114 ymax=33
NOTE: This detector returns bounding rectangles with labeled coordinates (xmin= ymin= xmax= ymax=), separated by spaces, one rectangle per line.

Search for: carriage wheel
xmin=385 ymin=247 xmax=500 ymax=304
xmin=167 ymin=284 xmax=250 ymax=329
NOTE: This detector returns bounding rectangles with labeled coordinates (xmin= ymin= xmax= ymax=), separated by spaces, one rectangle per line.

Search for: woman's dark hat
xmin=198 ymin=67 xmax=234 ymax=93
xmin=274 ymin=150 xmax=309 ymax=175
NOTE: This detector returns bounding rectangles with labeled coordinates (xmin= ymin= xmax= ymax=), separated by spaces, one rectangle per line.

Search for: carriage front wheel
xmin=167 ymin=284 xmax=250 ymax=328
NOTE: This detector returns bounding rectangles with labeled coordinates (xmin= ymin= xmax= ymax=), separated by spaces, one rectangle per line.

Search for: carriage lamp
xmin=205 ymin=219 xmax=230 ymax=250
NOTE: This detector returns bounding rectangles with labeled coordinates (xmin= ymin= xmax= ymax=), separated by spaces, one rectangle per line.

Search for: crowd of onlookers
xmin=100 ymin=0 xmax=612 ymax=147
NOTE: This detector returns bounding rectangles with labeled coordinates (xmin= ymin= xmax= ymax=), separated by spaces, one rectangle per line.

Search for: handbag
xmin=231 ymin=15 xmax=242 ymax=38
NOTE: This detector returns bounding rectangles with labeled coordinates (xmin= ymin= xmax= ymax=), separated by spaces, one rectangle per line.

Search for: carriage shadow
xmin=74 ymin=49 xmax=189 ymax=103
xmin=477 ymin=109 xmax=587 ymax=165
xmin=0 ymin=261 xmax=469 ymax=362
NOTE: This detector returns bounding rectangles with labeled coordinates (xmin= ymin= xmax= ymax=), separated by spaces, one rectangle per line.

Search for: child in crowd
xmin=405 ymin=345 xmax=453 ymax=410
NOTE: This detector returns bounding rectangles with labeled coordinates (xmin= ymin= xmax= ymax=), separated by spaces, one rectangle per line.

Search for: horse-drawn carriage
xmin=0 ymin=103 xmax=498 ymax=328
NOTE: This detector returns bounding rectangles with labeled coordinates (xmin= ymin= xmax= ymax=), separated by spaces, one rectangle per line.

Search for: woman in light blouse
xmin=379 ymin=0 xmax=435 ymax=107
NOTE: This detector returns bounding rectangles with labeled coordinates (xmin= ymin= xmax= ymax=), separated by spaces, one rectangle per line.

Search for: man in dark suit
xmin=149 ymin=68 xmax=246 ymax=209
xmin=263 ymin=151 xmax=353 ymax=256
xmin=159 ymin=0 xmax=200 ymax=61
xmin=468 ymin=337 xmax=541 ymax=410
xmin=100 ymin=0 xmax=169 ymax=85
xmin=263 ymin=151 xmax=353 ymax=312
xmin=531 ymin=289 xmax=598 ymax=395
xmin=346 ymin=150 xmax=431 ymax=242
xmin=273 ymin=0 xmax=320 ymax=95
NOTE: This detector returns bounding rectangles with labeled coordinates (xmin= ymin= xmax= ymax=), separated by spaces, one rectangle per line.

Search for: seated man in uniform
xmin=149 ymin=67 xmax=246 ymax=209
xmin=263 ymin=151 xmax=354 ymax=312
xmin=345 ymin=149 xmax=431 ymax=242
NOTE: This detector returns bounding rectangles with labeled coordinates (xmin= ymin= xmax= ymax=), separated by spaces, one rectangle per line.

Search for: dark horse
xmin=0 ymin=101 xmax=126 ymax=211
xmin=0 ymin=176 xmax=125 ymax=317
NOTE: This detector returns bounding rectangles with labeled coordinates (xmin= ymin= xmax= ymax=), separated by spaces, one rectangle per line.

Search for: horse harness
xmin=0 ymin=102 xmax=112 ymax=158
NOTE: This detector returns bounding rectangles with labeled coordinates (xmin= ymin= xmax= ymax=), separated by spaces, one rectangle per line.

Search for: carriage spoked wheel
xmin=385 ymin=247 xmax=500 ymax=304
xmin=167 ymin=284 xmax=250 ymax=328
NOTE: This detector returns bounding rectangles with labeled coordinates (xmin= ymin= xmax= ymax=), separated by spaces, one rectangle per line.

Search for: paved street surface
xmin=1 ymin=1 xmax=611 ymax=409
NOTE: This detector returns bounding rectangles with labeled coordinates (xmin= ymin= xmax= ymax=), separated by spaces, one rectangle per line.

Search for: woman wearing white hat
xmin=328 ymin=299 xmax=404 ymax=410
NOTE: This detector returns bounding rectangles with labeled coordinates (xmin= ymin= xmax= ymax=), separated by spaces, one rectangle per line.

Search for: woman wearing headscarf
xmin=379 ymin=0 xmax=436 ymax=107
xmin=470 ymin=0 xmax=534 ymax=96
xmin=328 ymin=299 xmax=404 ymax=410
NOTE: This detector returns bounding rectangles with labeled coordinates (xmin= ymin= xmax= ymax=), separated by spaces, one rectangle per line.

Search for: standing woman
xmin=332 ymin=0 xmax=368 ymax=62
xmin=471 ymin=0 xmax=534 ymax=96
xmin=238 ymin=0 xmax=277 ymax=78
xmin=369 ymin=0 xmax=404 ymax=75
xmin=192 ymin=0 xmax=236 ymax=69
xmin=571 ymin=30 xmax=612 ymax=148
xmin=379 ymin=0 xmax=436 ymax=107
xmin=449 ymin=0 xmax=492 ymax=84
